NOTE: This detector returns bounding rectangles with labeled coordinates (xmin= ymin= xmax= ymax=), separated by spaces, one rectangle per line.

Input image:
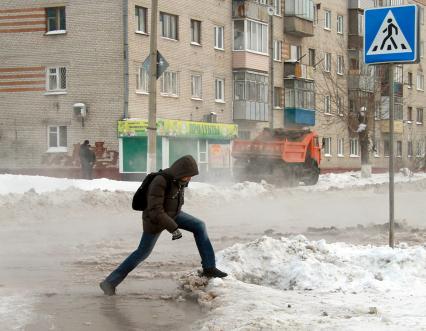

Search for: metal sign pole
xmin=388 ymin=63 xmax=395 ymax=248
xmin=147 ymin=0 xmax=158 ymax=173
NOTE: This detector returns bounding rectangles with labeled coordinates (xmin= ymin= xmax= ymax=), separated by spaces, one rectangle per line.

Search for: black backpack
xmin=132 ymin=171 xmax=172 ymax=211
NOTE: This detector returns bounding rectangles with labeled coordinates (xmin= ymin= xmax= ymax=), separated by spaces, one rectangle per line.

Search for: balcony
xmin=232 ymin=0 xmax=269 ymax=23
xmin=284 ymin=79 xmax=316 ymax=127
xmin=284 ymin=0 xmax=314 ymax=37
xmin=234 ymin=100 xmax=269 ymax=121
xmin=380 ymin=120 xmax=403 ymax=134
xmin=233 ymin=52 xmax=269 ymax=72
xmin=347 ymin=74 xmax=375 ymax=92
xmin=284 ymin=63 xmax=314 ymax=80
xmin=284 ymin=16 xmax=314 ymax=37
xmin=284 ymin=108 xmax=315 ymax=127
xmin=233 ymin=71 xmax=269 ymax=122
xmin=348 ymin=35 xmax=363 ymax=50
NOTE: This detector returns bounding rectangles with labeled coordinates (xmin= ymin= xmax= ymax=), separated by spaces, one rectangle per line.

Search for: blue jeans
xmin=105 ymin=211 xmax=216 ymax=287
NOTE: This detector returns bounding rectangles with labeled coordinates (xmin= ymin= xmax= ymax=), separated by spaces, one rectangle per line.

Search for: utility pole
xmin=388 ymin=63 xmax=395 ymax=248
xmin=147 ymin=0 xmax=158 ymax=173
xmin=268 ymin=1 xmax=274 ymax=129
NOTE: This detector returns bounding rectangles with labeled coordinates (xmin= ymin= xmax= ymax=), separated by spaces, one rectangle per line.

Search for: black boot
xmin=202 ymin=267 xmax=228 ymax=278
xmin=99 ymin=280 xmax=116 ymax=296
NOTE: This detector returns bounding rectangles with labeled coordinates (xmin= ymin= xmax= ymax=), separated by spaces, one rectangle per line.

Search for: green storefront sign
xmin=118 ymin=119 xmax=238 ymax=140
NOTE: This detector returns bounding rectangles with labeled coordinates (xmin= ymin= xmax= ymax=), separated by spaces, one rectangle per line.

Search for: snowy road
xmin=1 ymin=173 xmax=426 ymax=330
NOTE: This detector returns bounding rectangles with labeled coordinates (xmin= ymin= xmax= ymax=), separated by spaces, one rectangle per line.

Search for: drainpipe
xmin=122 ymin=0 xmax=129 ymax=119
xmin=268 ymin=0 xmax=274 ymax=129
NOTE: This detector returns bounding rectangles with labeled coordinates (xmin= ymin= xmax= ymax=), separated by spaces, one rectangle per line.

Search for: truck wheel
xmin=303 ymin=162 xmax=320 ymax=186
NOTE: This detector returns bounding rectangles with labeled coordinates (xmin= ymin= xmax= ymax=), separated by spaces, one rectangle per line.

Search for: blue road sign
xmin=364 ymin=5 xmax=418 ymax=64
xmin=142 ymin=51 xmax=169 ymax=79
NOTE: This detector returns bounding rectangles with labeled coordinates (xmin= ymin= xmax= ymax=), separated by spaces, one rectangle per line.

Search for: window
xmin=137 ymin=67 xmax=149 ymax=93
xmin=160 ymin=12 xmax=178 ymax=40
xmin=408 ymin=141 xmax=413 ymax=157
xmin=191 ymin=19 xmax=201 ymax=45
xmin=47 ymin=67 xmax=66 ymax=91
xmin=234 ymin=71 xmax=268 ymax=104
xmin=337 ymin=55 xmax=344 ymax=75
xmin=160 ymin=71 xmax=179 ymax=96
xmin=417 ymin=72 xmax=424 ymax=91
xmin=214 ymin=25 xmax=224 ymax=50
xmin=247 ymin=21 xmax=268 ymax=54
xmin=290 ymin=45 xmax=302 ymax=62
xmin=233 ymin=20 xmax=244 ymax=50
xmin=285 ymin=0 xmax=314 ymax=21
xmin=274 ymin=87 xmax=282 ymax=108
xmin=337 ymin=138 xmax=344 ymax=156
xmin=273 ymin=40 xmax=282 ymax=61
xmin=324 ymin=95 xmax=331 ymax=114
xmin=324 ymin=10 xmax=331 ymax=30
xmin=285 ymin=79 xmax=315 ymax=110
xmin=421 ymin=41 xmax=424 ymax=58
xmin=309 ymin=48 xmax=316 ymax=67
xmin=350 ymin=138 xmax=359 ymax=157
xmin=358 ymin=13 xmax=364 ymax=36
xmin=313 ymin=3 xmax=318 ymax=24
xmin=394 ymin=65 xmax=403 ymax=83
xmin=384 ymin=140 xmax=390 ymax=157
xmin=374 ymin=139 xmax=380 ymax=157
xmin=417 ymin=108 xmax=424 ymax=124
xmin=337 ymin=15 xmax=343 ymax=34
xmin=324 ymin=52 xmax=331 ymax=72
xmin=416 ymin=141 xmax=424 ymax=157
xmin=408 ymin=72 xmax=413 ymax=88
xmin=46 ymin=7 xmax=66 ymax=32
xmin=395 ymin=101 xmax=403 ymax=121
xmin=397 ymin=141 xmax=402 ymax=157
xmin=48 ymin=126 xmax=67 ymax=152
xmin=198 ymin=139 xmax=208 ymax=173
xmin=407 ymin=106 xmax=413 ymax=122
xmin=350 ymin=99 xmax=356 ymax=113
xmin=191 ymin=74 xmax=202 ymax=99
xmin=215 ymin=78 xmax=225 ymax=102
xmin=323 ymin=137 xmax=332 ymax=156
xmin=274 ymin=0 xmax=281 ymax=16
xmin=337 ymin=96 xmax=343 ymax=115
xmin=135 ymin=6 xmax=147 ymax=33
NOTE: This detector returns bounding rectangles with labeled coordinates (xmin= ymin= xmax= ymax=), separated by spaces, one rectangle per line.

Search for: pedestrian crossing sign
xmin=364 ymin=5 xmax=418 ymax=64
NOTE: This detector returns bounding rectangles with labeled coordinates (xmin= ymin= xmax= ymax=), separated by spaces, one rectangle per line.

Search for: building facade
xmin=0 ymin=0 xmax=425 ymax=179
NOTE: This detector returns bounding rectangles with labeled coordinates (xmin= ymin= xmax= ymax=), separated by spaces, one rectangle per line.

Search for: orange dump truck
xmin=232 ymin=128 xmax=321 ymax=186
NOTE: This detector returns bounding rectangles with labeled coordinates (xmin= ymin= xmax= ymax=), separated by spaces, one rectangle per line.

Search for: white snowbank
xmin=0 ymin=174 xmax=140 ymax=195
xmin=187 ymin=236 xmax=426 ymax=330
xmin=1 ymin=170 xmax=426 ymax=196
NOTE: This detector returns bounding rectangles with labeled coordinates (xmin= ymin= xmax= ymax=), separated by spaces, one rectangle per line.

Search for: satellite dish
xmin=267 ymin=6 xmax=274 ymax=16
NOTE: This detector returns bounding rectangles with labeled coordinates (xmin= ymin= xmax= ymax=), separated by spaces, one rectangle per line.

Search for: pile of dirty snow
xmin=183 ymin=236 xmax=426 ymax=330
xmin=217 ymin=236 xmax=426 ymax=293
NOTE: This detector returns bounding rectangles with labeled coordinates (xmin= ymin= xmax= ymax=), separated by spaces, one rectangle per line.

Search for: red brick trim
xmin=0 ymin=27 xmax=46 ymax=33
xmin=0 ymin=67 xmax=44 ymax=72
xmin=0 ymin=87 xmax=45 ymax=92
xmin=0 ymin=80 xmax=45 ymax=86
xmin=0 ymin=8 xmax=45 ymax=14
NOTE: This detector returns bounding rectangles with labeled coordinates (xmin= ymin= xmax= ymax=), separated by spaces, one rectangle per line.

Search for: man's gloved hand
xmin=172 ymin=229 xmax=182 ymax=240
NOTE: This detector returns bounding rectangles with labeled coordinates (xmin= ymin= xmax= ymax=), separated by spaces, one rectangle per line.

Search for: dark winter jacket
xmin=79 ymin=144 xmax=95 ymax=166
xmin=142 ymin=155 xmax=199 ymax=234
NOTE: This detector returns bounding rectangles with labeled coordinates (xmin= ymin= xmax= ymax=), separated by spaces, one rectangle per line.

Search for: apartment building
xmin=0 ymin=0 xmax=237 ymax=179
xmin=1 ymin=0 xmax=425 ymax=179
